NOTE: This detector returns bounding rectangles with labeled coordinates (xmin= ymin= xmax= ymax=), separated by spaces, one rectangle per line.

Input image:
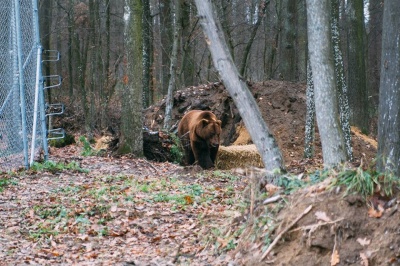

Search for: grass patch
xmin=331 ymin=166 xmax=400 ymax=199
xmin=30 ymin=160 xmax=88 ymax=173
xmin=277 ymin=169 xmax=330 ymax=194
xmin=0 ymin=176 xmax=17 ymax=192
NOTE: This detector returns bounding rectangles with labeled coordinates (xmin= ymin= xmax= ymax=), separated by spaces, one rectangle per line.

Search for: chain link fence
xmin=0 ymin=0 xmax=48 ymax=171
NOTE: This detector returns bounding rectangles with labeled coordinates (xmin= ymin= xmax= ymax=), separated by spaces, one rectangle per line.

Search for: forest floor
xmin=1 ymin=80 xmax=400 ymax=265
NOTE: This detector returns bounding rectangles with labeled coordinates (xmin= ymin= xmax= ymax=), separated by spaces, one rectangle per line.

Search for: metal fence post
xmin=31 ymin=0 xmax=48 ymax=164
xmin=14 ymin=0 xmax=30 ymax=168
xmin=0 ymin=0 xmax=50 ymax=171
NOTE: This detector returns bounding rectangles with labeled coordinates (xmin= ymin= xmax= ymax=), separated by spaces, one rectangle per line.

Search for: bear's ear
xmin=200 ymin=118 xmax=210 ymax=127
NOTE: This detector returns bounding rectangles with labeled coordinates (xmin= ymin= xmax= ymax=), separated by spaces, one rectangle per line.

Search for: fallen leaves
xmin=330 ymin=249 xmax=340 ymax=266
xmin=357 ymin=237 xmax=371 ymax=247
xmin=367 ymin=204 xmax=384 ymax=218
xmin=0 ymin=153 xmax=247 ymax=265
xmin=315 ymin=211 xmax=332 ymax=222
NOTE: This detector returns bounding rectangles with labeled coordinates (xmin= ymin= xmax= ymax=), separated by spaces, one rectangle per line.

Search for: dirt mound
xmin=229 ymin=182 xmax=400 ymax=265
xmin=142 ymin=81 xmax=394 ymax=266
xmin=144 ymin=80 xmax=377 ymax=172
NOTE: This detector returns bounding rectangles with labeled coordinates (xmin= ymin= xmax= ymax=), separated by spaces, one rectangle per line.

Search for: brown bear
xmin=177 ymin=110 xmax=222 ymax=169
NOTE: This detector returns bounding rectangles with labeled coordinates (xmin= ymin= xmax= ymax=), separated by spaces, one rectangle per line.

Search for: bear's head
xmin=195 ymin=118 xmax=222 ymax=147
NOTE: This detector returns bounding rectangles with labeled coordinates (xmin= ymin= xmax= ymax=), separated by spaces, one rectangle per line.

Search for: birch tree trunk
xmin=118 ymin=0 xmax=144 ymax=156
xmin=377 ymin=0 xmax=400 ymax=175
xmin=164 ymin=0 xmax=180 ymax=130
xmin=194 ymin=0 xmax=285 ymax=180
xmin=306 ymin=0 xmax=347 ymax=167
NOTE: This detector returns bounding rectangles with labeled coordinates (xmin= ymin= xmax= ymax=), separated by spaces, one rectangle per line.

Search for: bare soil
xmin=144 ymin=80 xmax=377 ymax=172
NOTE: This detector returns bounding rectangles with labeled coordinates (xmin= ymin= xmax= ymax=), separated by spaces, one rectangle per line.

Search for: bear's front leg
xmin=192 ymin=141 xmax=214 ymax=169
xmin=210 ymin=145 xmax=219 ymax=164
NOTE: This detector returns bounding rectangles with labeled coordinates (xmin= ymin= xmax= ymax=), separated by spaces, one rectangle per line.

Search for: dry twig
xmin=260 ymin=205 xmax=313 ymax=261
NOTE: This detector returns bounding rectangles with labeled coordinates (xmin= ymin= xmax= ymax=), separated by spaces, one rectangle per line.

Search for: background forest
xmin=38 ymin=0 xmax=382 ymax=138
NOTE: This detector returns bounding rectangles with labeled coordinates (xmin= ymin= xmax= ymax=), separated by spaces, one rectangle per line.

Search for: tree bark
xmin=194 ymin=0 xmax=285 ymax=181
xmin=142 ymin=0 xmax=152 ymax=108
xmin=346 ymin=0 xmax=369 ymax=133
xmin=119 ymin=0 xmax=144 ymax=156
xmin=164 ymin=0 xmax=180 ymax=130
xmin=304 ymin=60 xmax=315 ymax=158
xmin=331 ymin=0 xmax=352 ymax=160
xmin=277 ymin=0 xmax=296 ymax=81
xmin=306 ymin=0 xmax=347 ymax=167
xmin=377 ymin=0 xmax=400 ymax=175
xmin=239 ymin=0 xmax=269 ymax=78
xmin=159 ymin=0 xmax=172 ymax=95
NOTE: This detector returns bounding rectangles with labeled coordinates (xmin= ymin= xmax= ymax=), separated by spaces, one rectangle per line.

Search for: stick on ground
xmin=260 ymin=204 xmax=313 ymax=261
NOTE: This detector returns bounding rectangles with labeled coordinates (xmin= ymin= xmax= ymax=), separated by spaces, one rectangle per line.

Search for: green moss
xmin=48 ymin=134 xmax=75 ymax=148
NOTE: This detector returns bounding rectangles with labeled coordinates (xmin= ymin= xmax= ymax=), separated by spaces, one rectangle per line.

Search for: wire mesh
xmin=0 ymin=0 xmax=47 ymax=171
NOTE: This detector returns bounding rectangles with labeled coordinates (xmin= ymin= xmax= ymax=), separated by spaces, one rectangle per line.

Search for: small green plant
xmin=33 ymin=205 xmax=65 ymax=219
xmin=0 ymin=176 xmax=17 ymax=192
xmin=29 ymin=226 xmax=59 ymax=241
xmin=48 ymin=133 xmax=75 ymax=148
xmin=30 ymin=161 xmax=89 ymax=173
xmin=79 ymin=136 xmax=97 ymax=156
xmin=277 ymin=169 xmax=330 ymax=194
xmin=332 ymin=166 xmax=400 ymax=199
xmin=170 ymin=133 xmax=183 ymax=164
xmin=212 ymin=170 xmax=240 ymax=181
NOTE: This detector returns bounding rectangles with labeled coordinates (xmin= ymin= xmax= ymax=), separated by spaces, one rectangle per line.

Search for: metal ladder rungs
xmin=47 ymin=128 xmax=65 ymax=140
xmin=42 ymin=50 xmax=60 ymax=62
xmin=46 ymin=103 xmax=64 ymax=117
xmin=43 ymin=75 xmax=62 ymax=89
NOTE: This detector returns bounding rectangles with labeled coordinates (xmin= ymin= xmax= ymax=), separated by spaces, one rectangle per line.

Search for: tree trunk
xmin=239 ymin=0 xmax=269 ymax=78
xmin=180 ymin=0 xmax=195 ymax=87
xmin=346 ymin=0 xmax=369 ymax=133
xmin=304 ymin=60 xmax=315 ymax=158
xmin=331 ymin=0 xmax=352 ymax=160
xmin=367 ymin=0 xmax=383 ymax=117
xmin=194 ymin=0 xmax=285 ymax=181
xmin=306 ymin=0 xmax=347 ymax=167
xmin=142 ymin=0 xmax=152 ymax=108
xmin=119 ymin=0 xmax=144 ymax=156
xmin=160 ymin=0 xmax=172 ymax=95
xmin=164 ymin=0 xmax=180 ymax=130
xmin=377 ymin=0 xmax=400 ymax=175
xmin=277 ymin=0 xmax=296 ymax=81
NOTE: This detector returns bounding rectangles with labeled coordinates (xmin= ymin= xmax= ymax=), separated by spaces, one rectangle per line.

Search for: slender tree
xmin=159 ymin=0 xmax=172 ymax=95
xmin=194 ymin=0 xmax=285 ymax=182
xmin=304 ymin=60 xmax=315 ymax=158
xmin=346 ymin=0 xmax=369 ymax=133
xmin=180 ymin=0 xmax=195 ymax=88
xmin=377 ymin=0 xmax=400 ymax=175
xmin=331 ymin=0 xmax=352 ymax=160
xmin=367 ymin=0 xmax=383 ymax=115
xmin=306 ymin=0 xmax=347 ymax=167
xmin=277 ymin=0 xmax=296 ymax=81
xmin=164 ymin=0 xmax=180 ymax=130
xmin=239 ymin=0 xmax=269 ymax=78
xmin=118 ymin=0 xmax=144 ymax=155
xmin=142 ymin=0 xmax=152 ymax=108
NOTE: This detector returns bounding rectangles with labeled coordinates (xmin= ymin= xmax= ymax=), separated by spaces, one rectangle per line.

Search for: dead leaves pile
xmin=0 ymin=152 xmax=247 ymax=265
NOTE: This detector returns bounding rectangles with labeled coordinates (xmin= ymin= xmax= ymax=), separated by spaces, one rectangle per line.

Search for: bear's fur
xmin=177 ymin=110 xmax=222 ymax=169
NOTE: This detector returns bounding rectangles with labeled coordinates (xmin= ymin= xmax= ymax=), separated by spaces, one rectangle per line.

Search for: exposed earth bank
xmin=143 ymin=81 xmax=400 ymax=265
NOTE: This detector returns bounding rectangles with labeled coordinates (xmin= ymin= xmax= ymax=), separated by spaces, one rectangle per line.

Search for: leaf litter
xmin=0 ymin=145 xmax=249 ymax=265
